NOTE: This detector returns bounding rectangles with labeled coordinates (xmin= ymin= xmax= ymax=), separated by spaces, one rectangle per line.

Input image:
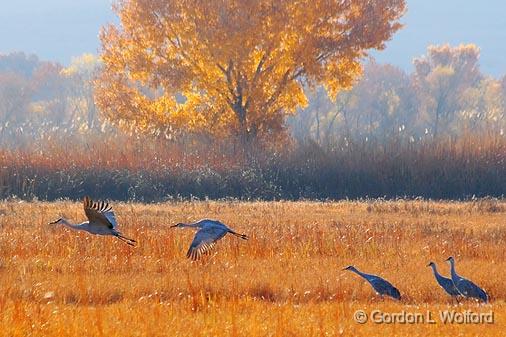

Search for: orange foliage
xmin=95 ymin=0 xmax=405 ymax=143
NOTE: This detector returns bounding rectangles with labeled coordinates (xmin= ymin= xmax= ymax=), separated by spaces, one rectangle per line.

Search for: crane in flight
xmin=445 ymin=256 xmax=488 ymax=302
xmin=49 ymin=196 xmax=136 ymax=246
xmin=343 ymin=265 xmax=401 ymax=300
xmin=427 ymin=261 xmax=460 ymax=298
xmin=171 ymin=219 xmax=248 ymax=260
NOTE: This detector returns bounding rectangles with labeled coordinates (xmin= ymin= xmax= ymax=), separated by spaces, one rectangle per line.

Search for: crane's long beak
xmin=445 ymin=257 xmax=451 ymax=261
xmin=48 ymin=220 xmax=58 ymax=225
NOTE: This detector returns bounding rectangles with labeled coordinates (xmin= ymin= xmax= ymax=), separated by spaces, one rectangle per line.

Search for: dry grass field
xmin=0 ymin=199 xmax=505 ymax=336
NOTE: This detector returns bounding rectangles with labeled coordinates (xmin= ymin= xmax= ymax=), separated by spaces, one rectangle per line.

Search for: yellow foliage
xmin=61 ymin=53 xmax=100 ymax=77
xmin=95 ymin=0 xmax=405 ymax=141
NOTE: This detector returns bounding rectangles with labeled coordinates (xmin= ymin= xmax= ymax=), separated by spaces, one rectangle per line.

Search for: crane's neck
xmin=178 ymin=222 xmax=200 ymax=228
xmin=60 ymin=218 xmax=82 ymax=230
xmin=448 ymin=260 xmax=458 ymax=280
xmin=349 ymin=267 xmax=367 ymax=278
xmin=430 ymin=264 xmax=442 ymax=278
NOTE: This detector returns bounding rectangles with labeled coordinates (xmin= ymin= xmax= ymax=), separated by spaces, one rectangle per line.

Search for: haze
xmin=1 ymin=0 xmax=506 ymax=76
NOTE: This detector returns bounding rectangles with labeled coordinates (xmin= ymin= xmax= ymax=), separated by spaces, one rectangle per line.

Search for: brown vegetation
xmin=0 ymin=199 xmax=504 ymax=336
xmin=1 ymin=131 xmax=504 ymax=201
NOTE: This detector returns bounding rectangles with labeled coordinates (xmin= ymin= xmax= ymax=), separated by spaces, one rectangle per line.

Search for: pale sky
xmin=374 ymin=0 xmax=506 ymax=76
xmin=1 ymin=0 xmax=505 ymax=76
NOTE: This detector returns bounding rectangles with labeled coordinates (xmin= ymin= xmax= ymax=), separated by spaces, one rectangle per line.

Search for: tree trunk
xmin=232 ymin=102 xmax=255 ymax=157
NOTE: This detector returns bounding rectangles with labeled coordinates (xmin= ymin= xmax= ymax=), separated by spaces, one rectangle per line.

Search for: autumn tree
xmin=291 ymin=61 xmax=417 ymax=145
xmin=0 ymin=52 xmax=37 ymax=127
xmin=413 ymin=44 xmax=482 ymax=137
xmin=31 ymin=62 xmax=69 ymax=123
xmin=95 ymin=0 xmax=405 ymax=146
xmin=334 ymin=61 xmax=416 ymax=140
xmin=0 ymin=52 xmax=39 ymax=77
xmin=0 ymin=72 xmax=32 ymax=126
xmin=61 ymin=54 xmax=102 ymax=129
xmin=459 ymin=78 xmax=504 ymax=133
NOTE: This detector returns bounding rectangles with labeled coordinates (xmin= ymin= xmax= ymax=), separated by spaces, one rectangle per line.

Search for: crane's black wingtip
xmin=187 ymin=248 xmax=200 ymax=261
xmin=393 ymin=288 xmax=402 ymax=300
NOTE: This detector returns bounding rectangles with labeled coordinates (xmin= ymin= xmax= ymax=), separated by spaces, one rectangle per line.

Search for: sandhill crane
xmin=171 ymin=219 xmax=248 ymax=260
xmin=343 ymin=265 xmax=401 ymax=300
xmin=445 ymin=256 xmax=488 ymax=302
xmin=427 ymin=261 xmax=460 ymax=297
xmin=49 ymin=196 xmax=136 ymax=246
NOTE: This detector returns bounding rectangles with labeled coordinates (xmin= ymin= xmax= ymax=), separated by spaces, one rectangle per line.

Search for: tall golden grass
xmin=0 ymin=199 xmax=504 ymax=336
xmin=1 ymin=132 xmax=505 ymax=200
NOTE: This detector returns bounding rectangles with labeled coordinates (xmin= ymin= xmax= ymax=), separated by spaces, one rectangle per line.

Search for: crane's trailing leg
xmin=228 ymin=230 xmax=249 ymax=240
xmin=115 ymin=233 xmax=136 ymax=246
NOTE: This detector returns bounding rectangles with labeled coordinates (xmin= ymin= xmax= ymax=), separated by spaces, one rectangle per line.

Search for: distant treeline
xmin=1 ymin=44 xmax=505 ymax=147
xmin=291 ymin=44 xmax=505 ymax=145
xmin=0 ymin=45 xmax=505 ymax=200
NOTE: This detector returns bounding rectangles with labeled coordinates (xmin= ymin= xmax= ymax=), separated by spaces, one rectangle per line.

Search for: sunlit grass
xmin=0 ymin=199 xmax=504 ymax=336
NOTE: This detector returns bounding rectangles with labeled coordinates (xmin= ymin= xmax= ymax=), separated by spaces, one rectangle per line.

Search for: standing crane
xmin=171 ymin=219 xmax=248 ymax=260
xmin=445 ymin=256 xmax=488 ymax=302
xmin=343 ymin=265 xmax=401 ymax=300
xmin=49 ymin=196 xmax=136 ymax=246
xmin=427 ymin=261 xmax=460 ymax=298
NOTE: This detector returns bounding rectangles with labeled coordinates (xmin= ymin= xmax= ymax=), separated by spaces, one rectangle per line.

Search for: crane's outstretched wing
xmin=186 ymin=226 xmax=228 ymax=260
xmin=83 ymin=196 xmax=117 ymax=229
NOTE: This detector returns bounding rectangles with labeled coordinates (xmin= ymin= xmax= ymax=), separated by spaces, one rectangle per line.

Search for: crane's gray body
xmin=172 ymin=219 xmax=248 ymax=260
xmin=446 ymin=257 xmax=488 ymax=302
xmin=49 ymin=196 xmax=136 ymax=246
xmin=344 ymin=265 xmax=401 ymax=300
xmin=428 ymin=262 xmax=460 ymax=297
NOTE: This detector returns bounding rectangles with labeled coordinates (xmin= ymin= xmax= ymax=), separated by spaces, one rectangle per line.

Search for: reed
xmin=1 ymin=132 xmax=504 ymax=200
